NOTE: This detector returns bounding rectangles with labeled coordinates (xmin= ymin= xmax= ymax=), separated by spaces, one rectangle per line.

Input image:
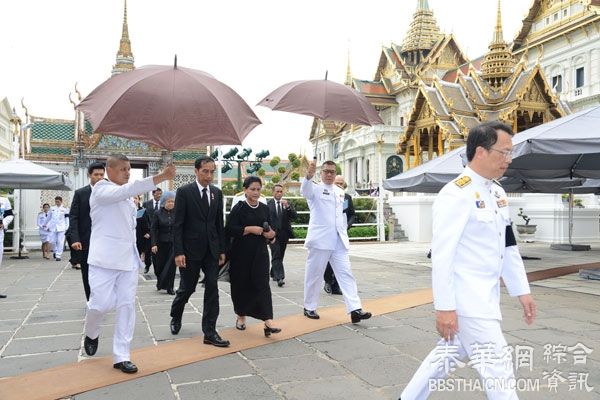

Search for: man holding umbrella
xmin=301 ymin=160 xmax=371 ymax=324
xmin=83 ymin=154 xmax=175 ymax=374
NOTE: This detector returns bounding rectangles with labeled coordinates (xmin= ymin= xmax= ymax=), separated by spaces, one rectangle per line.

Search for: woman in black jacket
xmin=151 ymin=191 xmax=176 ymax=294
xmin=134 ymin=196 xmax=151 ymax=273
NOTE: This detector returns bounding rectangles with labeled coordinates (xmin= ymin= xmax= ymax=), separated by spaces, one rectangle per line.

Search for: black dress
xmin=135 ymin=207 xmax=151 ymax=258
xmin=151 ymin=207 xmax=176 ymax=291
xmin=226 ymin=201 xmax=273 ymax=321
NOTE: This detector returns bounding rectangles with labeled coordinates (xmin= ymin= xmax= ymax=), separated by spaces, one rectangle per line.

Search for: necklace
xmin=245 ymin=200 xmax=259 ymax=209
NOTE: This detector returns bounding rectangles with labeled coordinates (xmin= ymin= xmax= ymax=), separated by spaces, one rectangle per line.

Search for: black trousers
xmin=71 ymin=248 xmax=91 ymax=301
xmin=155 ymin=241 xmax=176 ymax=291
xmin=170 ymin=254 xmax=219 ymax=336
xmin=269 ymin=235 xmax=289 ymax=281
xmin=323 ymin=263 xmax=339 ymax=290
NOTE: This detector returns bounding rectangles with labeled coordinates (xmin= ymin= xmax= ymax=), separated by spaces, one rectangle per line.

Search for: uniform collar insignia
xmin=454 ymin=176 xmax=472 ymax=188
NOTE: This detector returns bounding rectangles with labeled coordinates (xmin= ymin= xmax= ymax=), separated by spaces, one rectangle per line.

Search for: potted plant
xmin=516 ymin=208 xmax=537 ymax=235
xmin=574 ymin=198 xmax=584 ymax=208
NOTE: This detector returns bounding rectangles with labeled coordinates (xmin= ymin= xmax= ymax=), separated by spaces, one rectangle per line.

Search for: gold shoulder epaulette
xmin=492 ymin=179 xmax=502 ymax=187
xmin=454 ymin=176 xmax=472 ymax=188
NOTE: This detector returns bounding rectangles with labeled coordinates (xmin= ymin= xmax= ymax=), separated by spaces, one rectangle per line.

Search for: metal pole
xmin=216 ymin=146 xmax=222 ymax=189
xmin=568 ymin=188 xmax=574 ymax=245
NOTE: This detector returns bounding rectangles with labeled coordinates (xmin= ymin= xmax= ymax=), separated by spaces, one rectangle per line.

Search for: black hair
xmin=322 ymin=160 xmax=336 ymax=168
xmin=87 ymin=162 xmax=105 ymax=175
xmin=152 ymin=188 xmax=163 ymax=194
xmin=194 ymin=156 xmax=215 ymax=170
xmin=55 ymin=196 xmax=62 ymax=201
xmin=466 ymin=121 xmax=514 ymax=162
xmin=243 ymin=176 xmax=262 ymax=189
xmin=42 ymin=203 xmax=50 ymax=208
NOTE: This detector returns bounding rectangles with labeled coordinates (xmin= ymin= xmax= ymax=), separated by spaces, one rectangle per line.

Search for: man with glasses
xmin=399 ymin=122 xmax=536 ymax=400
xmin=301 ymin=160 xmax=371 ymax=324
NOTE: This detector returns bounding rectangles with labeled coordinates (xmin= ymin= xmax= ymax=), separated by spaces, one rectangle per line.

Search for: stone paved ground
xmin=1 ymin=241 xmax=599 ymax=399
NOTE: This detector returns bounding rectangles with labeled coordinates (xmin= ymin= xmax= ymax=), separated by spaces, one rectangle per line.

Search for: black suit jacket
xmin=68 ymin=185 xmax=92 ymax=248
xmin=267 ymin=198 xmax=297 ymax=239
xmin=173 ymin=183 xmax=225 ymax=261
xmin=343 ymin=193 xmax=356 ymax=229
xmin=144 ymin=199 xmax=160 ymax=222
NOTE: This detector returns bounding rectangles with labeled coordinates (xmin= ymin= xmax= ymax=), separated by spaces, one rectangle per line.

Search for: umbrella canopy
xmin=77 ymin=64 xmax=261 ymax=151
xmin=258 ymin=79 xmax=384 ymax=126
xmin=507 ymin=105 xmax=600 ymax=180
xmin=0 ymin=158 xmax=72 ymax=190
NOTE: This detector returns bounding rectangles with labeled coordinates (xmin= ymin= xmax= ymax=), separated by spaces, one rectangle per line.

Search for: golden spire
xmin=345 ymin=48 xmax=352 ymax=86
xmin=401 ymin=0 xmax=443 ymax=63
xmin=111 ymin=0 xmax=135 ymax=76
xmin=480 ymin=0 xmax=515 ymax=89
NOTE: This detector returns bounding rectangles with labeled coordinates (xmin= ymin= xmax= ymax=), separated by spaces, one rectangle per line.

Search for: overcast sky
xmin=1 ymin=0 xmax=532 ymax=159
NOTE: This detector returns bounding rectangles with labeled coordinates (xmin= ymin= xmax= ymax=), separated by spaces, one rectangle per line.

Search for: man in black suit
xmin=143 ymin=188 xmax=162 ymax=273
xmin=170 ymin=156 xmax=229 ymax=347
xmin=267 ymin=184 xmax=297 ymax=287
xmin=324 ymin=175 xmax=356 ymax=295
xmin=69 ymin=162 xmax=105 ymax=301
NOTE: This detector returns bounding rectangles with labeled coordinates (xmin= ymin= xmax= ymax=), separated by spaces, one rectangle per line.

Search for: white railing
xmin=223 ymin=195 xmax=383 ymax=242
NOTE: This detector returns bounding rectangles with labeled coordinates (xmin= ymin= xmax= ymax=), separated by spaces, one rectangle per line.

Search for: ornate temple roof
xmin=401 ymin=0 xmax=443 ymax=54
xmin=111 ymin=0 xmax=135 ymax=76
xmin=480 ymin=0 xmax=516 ymax=88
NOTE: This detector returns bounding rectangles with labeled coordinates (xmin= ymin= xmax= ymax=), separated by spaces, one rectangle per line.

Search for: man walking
xmin=49 ymin=196 xmax=69 ymax=262
xmin=83 ymin=154 xmax=175 ymax=374
xmin=68 ymin=162 xmax=105 ymax=301
xmin=143 ymin=188 xmax=162 ymax=273
xmin=0 ymin=195 xmax=14 ymax=299
xmin=323 ymin=175 xmax=355 ymax=295
xmin=170 ymin=156 xmax=229 ymax=347
xmin=301 ymin=160 xmax=371 ymax=324
xmin=267 ymin=184 xmax=297 ymax=287
xmin=400 ymin=122 xmax=536 ymax=400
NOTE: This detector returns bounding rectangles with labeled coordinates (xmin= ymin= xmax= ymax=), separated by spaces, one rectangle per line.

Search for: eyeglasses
xmin=489 ymin=147 xmax=513 ymax=160
xmin=321 ymin=169 xmax=337 ymax=175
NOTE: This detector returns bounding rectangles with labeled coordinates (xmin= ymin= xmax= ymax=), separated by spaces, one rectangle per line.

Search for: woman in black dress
xmin=134 ymin=196 xmax=151 ymax=271
xmin=226 ymin=176 xmax=281 ymax=337
xmin=151 ymin=191 xmax=176 ymax=295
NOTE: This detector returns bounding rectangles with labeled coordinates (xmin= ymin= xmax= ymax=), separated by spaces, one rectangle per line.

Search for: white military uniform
xmin=301 ymin=178 xmax=361 ymax=313
xmin=84 ymin=176 xmax=155 ymax=364
xmin=0 ymin=197 xmax=15 ymax=267
xmin=402 ymin=166 xmax=530 ymax=400
xmin=48 ymin=204 xmax=69 ymax=259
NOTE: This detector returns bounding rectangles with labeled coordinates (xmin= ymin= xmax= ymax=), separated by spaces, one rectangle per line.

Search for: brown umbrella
xmin=77 ymin=62 xmax=261 ymax=150
xmin=257 ymin=79 xmax=384 ymax=126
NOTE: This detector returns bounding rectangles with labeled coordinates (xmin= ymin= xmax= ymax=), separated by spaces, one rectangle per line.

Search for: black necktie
xmin=276 ymin=201 xmax=281 ymax=218
xmin=201 ymin=188 xmax=209 ymax=210
xmin=154 ymin=201 xmax=158 ymax=211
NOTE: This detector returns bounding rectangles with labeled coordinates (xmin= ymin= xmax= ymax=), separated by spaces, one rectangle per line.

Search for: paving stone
xmin=299 ymin=326 xmax=357 ymax=343
xmin=241 ymin=338 xmax=311 ymax=360
xmin=14 ymin=321 xmax=83 ymax=338
xmin=176 ymin=375 xmax=280 ymax=400
xmin=252 ymin=353 xmax=346 ymax=384
xmin=0 ymin=350 xmax=79 ymax=377
xmin=2 ymin=333 xmax=82 ymax=356
xmin=27 ymin=308 xmax=86 ymax=323
xmin=343 ymin=354 xmax=422 ymax=387
xmin=169 ymin=353 xmax=253 ymax=383
xmin=309 ymin=336 xmax=395 ymax=362
xmin=360 ymin=324 xmax=436 ymax=346
xmin=74 ymin=372 xmax=176 ymax=400
xmin=277 ymin=375 xmax=387 ymax=400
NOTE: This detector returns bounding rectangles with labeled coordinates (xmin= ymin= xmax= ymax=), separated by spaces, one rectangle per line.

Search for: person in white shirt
xmin=301 ymin=160 xmax=371 ymax=324
xmin=82 ymin=154 xmax=175 ymax=374
xmin=49 ymin=196 xmax=69 ymax=261
xmin=37 ymin=203 xmax=52 ymax=259
xmin=0 ymin=195 xmax=15 ymax=299
xmin=400 ymin=122 xmax=536 ymax=400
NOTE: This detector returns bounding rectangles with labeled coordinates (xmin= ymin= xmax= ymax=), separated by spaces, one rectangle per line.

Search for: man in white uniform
xmin=83 ymin=154 xmax=175 ymax=374
xmin=49 ymin=196 xmax=69 ymax=261
xmin=301 ymin=160 xmax=371 ymax=324
xmin=0 ymin=195 xmax=15 ymax=299
xmin=400 ymin=122 xmax=536 ymax=400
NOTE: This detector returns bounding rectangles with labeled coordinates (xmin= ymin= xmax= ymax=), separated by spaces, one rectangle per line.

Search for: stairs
xmin=383 ymin=201 xmax=408 ymax=241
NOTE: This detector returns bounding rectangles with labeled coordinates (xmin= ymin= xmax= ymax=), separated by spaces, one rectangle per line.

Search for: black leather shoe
xmin=113 ymin=361 xmax=138 ymax=374
xmin=167 ymin=288 xmax=175 ymax=295
xmin=0 ymin=294 xmax=6 ymax=299
xmin=84 ymin=335 xmax=98 ymax=356
xmin=350 ymin=309 xmax=372 ymax=324
xmin=264 ymin=324 xmax=282 ymax=337
xmin=144 ymin=267 xmax=149 ymax=274
xmin=303 ymin=308 xmax=320 ymax=319
xmin=170 ymin=318 xmax=181 ymax=335
xmin=331 ymin=284 xmax=343 ymax=295
xmin=323 ymin=283 xmax=332 ymax=294
xmin=203 ymin=333 xmax=230 ymax=347
xmin=277 ymin=279 xmax=284 ymax=287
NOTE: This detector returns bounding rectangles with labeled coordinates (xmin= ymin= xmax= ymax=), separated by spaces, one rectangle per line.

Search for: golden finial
xmin=493 ymin=0 xmax=504 ymax=44
xmin=401 ymin=0 xmax=442 ymax=56
xmin=112 ymin=0 xmax=135 ymax=76
xmin=480 ymin=0 xmax=515 ymax=89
